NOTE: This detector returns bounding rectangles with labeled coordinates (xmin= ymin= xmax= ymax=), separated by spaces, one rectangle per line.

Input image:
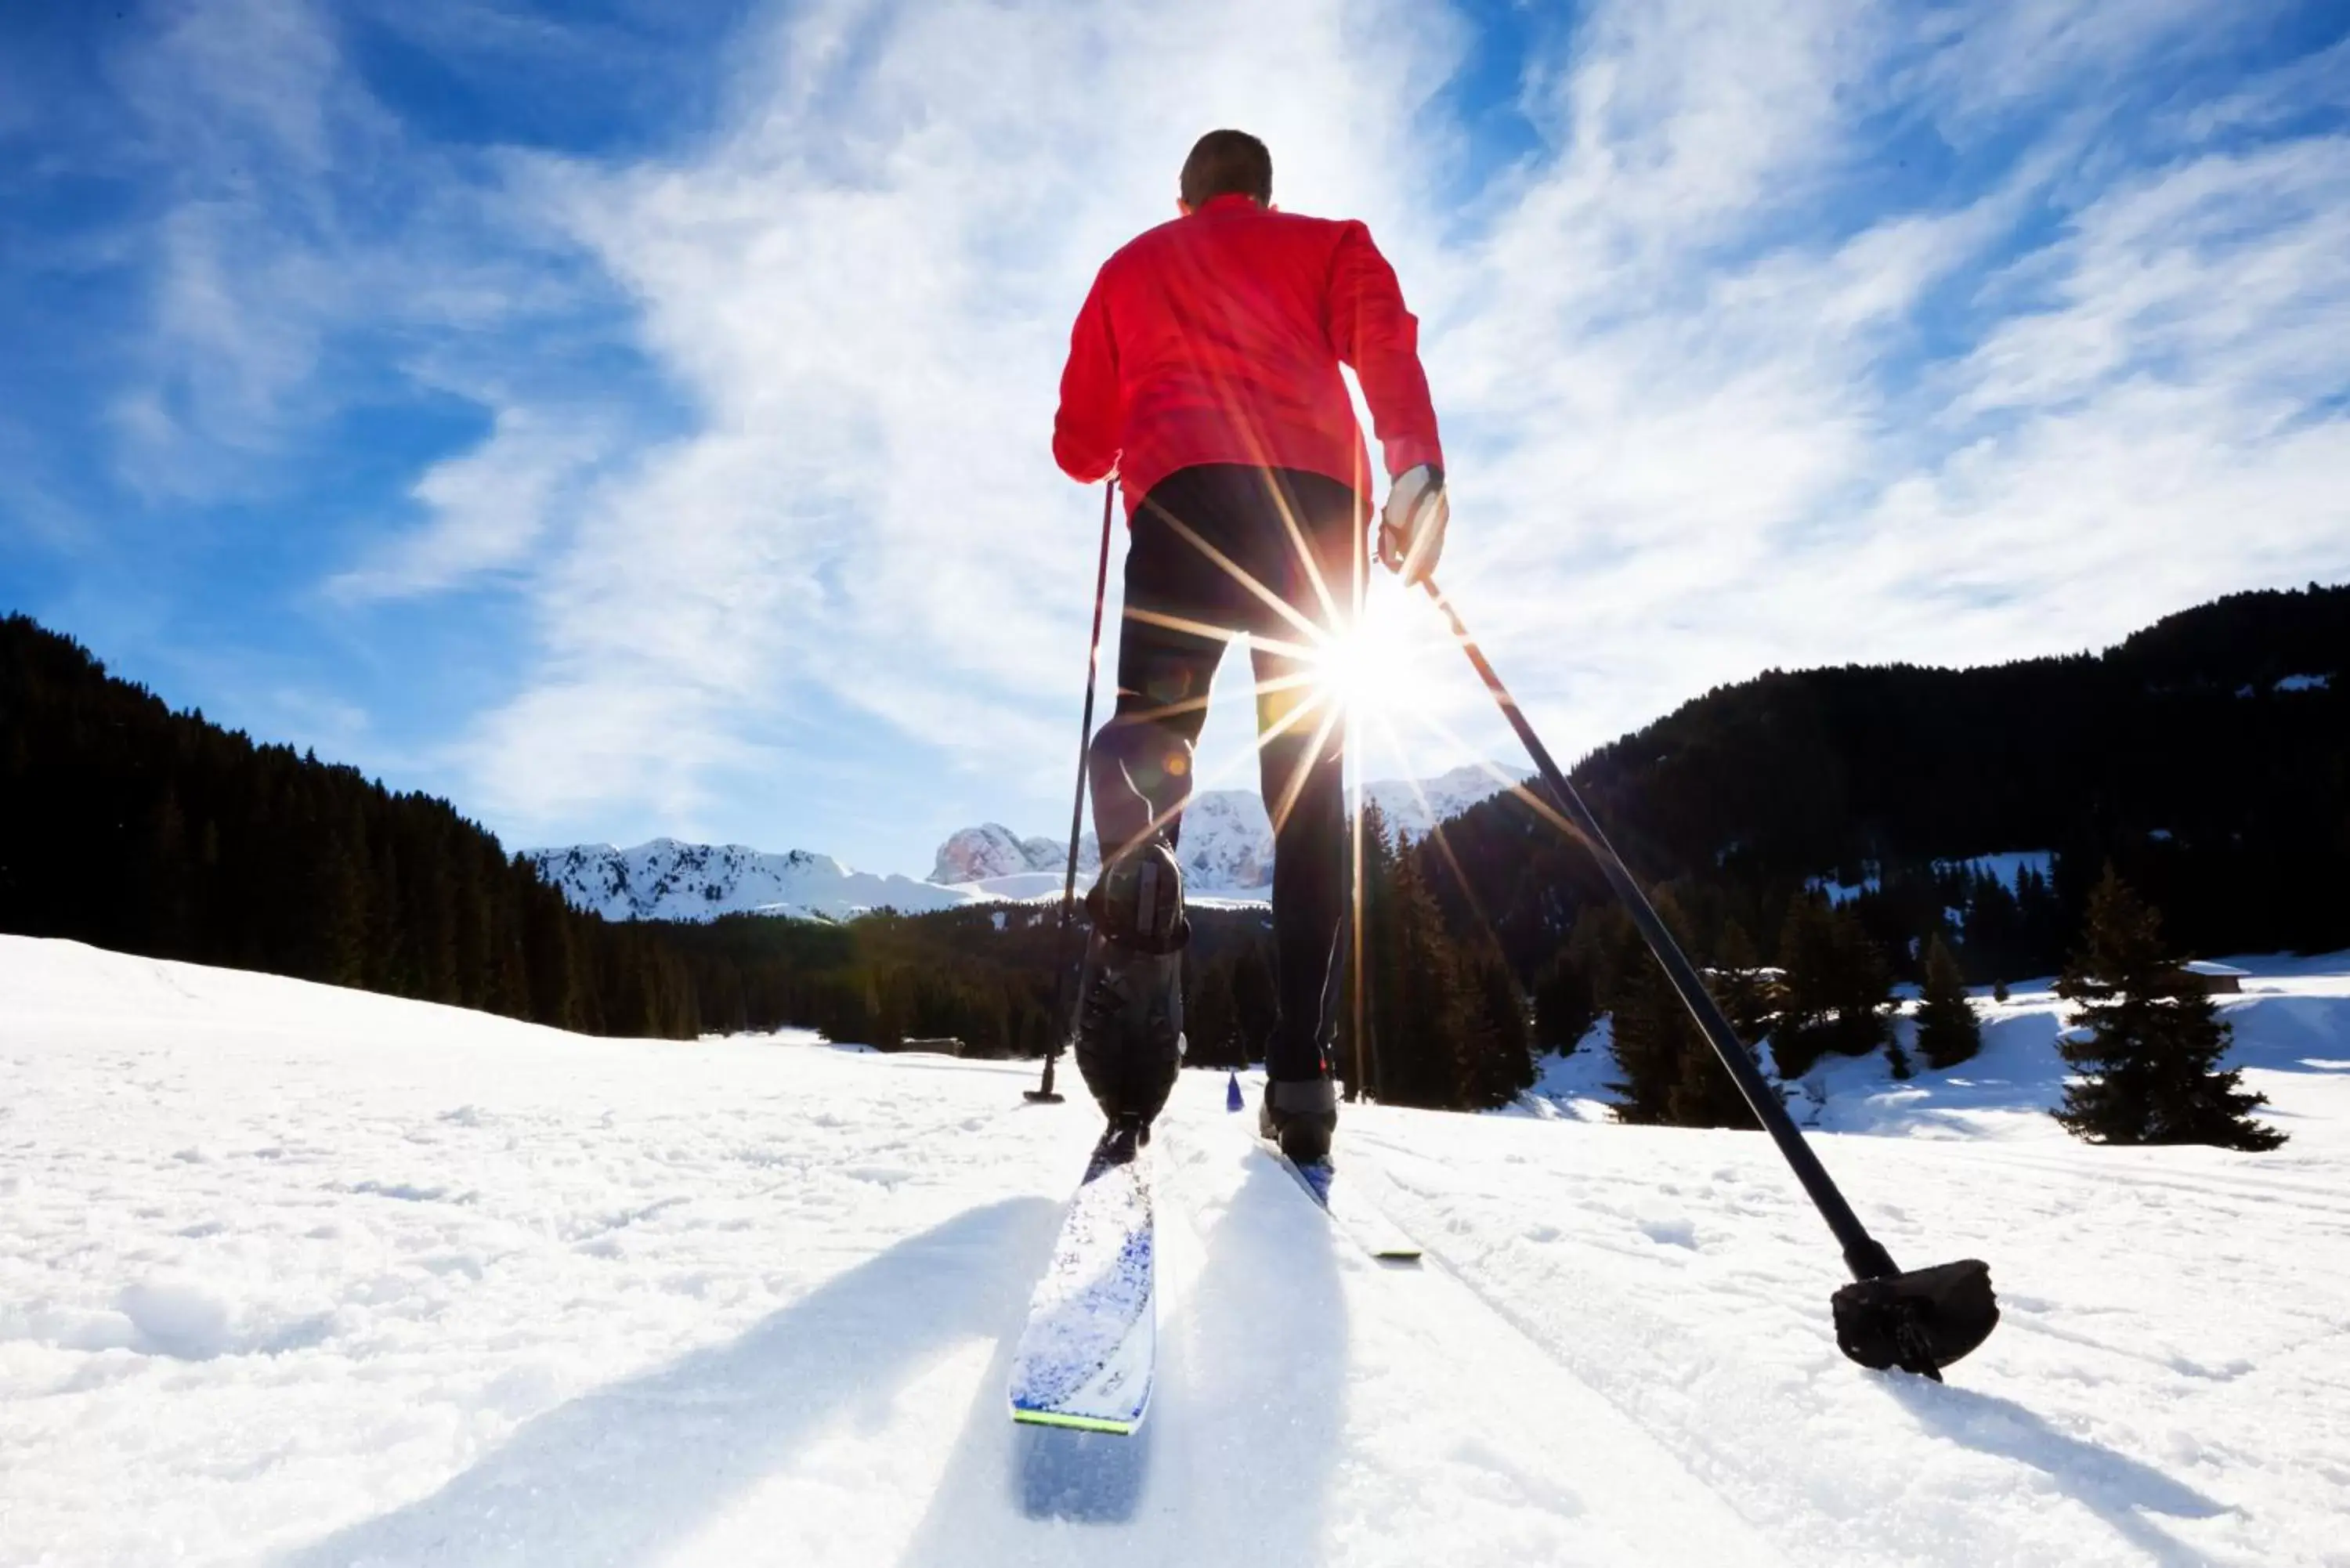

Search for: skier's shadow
xmin=272 ymin=1197 xmax=1060 ymax=1568
xmin=898 ymin=1143 xmax=1351 ymax=1562
xmin=1010 ymin=1406 xmax=1156 ymax=1522
xmin=1889 ymin=1380 xmax=2229 ymax=1565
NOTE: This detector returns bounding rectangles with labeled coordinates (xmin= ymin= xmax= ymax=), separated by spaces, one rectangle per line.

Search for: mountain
xmin=10 ymin=928 xmax=2345 ymax=1564
xmin=929 ymin=763 xmax=1520 ymax=899
xmin=533 ymin=761 xmax=1513 ymax=919
xmin=526 ymin=839 xmax=981 ymax=923
xmin=930 ymin=824 xmax=1099 ymax=885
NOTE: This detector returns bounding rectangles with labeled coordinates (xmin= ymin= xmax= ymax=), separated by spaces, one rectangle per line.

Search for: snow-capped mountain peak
xmin=930 ymin=824 xmax=1100 ymax=885
xmin=526 ymin=839 xmax=974 ymax=924
xmin=528 ymin=765 xmax=1520 ymax=921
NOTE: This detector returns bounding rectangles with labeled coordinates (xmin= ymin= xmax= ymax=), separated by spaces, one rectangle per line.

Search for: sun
xmin=1302 ymin=595 xmax=1442 ymax=724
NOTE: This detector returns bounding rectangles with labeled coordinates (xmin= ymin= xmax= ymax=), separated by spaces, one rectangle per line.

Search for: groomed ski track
xmin=5 ymin=934 xmax=2345 ymax=1565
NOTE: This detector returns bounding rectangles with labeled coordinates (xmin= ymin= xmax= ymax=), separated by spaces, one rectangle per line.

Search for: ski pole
xmin=1028 ymin=477 xmax=1119 ymax=1104
xmin=1417 ymin=576 xmax=1998 ymax=1378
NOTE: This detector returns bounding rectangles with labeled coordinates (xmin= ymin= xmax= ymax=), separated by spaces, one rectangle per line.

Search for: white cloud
xmin=272 ymin=0 xmax=2350 ymax=858
xmin=330 ymin=408 xmax=609 ymax=600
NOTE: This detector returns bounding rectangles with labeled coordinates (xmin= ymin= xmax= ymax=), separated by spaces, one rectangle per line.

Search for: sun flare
xmin=1301 ymin=596 xmax=1441 ymax=725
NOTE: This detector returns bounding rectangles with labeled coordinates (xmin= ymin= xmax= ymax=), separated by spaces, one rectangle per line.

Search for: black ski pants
xmin=1088 ymin=464 xmax=1360 ymax=1085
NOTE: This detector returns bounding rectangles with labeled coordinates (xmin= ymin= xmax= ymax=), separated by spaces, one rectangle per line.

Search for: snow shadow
xmin=1891 ymin=1382 xmax=2228 ymax=1565
xmin=273 ymin=1196 xmax=1059 ymax=1568
xmin=1011 ymin=1400 xmax=1155 ymax=1521
xmin=893 ymin=1146 xmax=1351 ymax=1565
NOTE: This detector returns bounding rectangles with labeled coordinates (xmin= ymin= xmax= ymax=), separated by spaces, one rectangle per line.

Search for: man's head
xmin=1179 ymin=129 xmax=1271 ymax=212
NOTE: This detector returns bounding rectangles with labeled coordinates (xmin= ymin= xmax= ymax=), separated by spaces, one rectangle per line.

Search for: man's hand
xmin=1377 ymin=464 xmax=1448 ymax=585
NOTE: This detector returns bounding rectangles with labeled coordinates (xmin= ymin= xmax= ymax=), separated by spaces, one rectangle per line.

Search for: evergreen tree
xmin=1531 ymin=945 xmax=1596 ymax=1052
xmin=2053 ymin=868 xmax=2285 ymax=1150
xmin=1184 ymin=954 xmax=1245 ymax=1070
xmin=1709 ymin=919 xmax=1781 ymax=1043
xmin=1914 ymin=934 xmax=1983 ymax=1069
xmin=1451 ymin=940 xmax=1535 ymax=1109
xmin=1773 ymin=891 xmax=1892 ymax=1078
xmin=1231 ymin=940 xmax=1278 ymax=1067
xmin=1608 ymin=891 xmax=1707 ymax=1124
xmin=1374 ymin=835 xmax=1468 ymax=1108
xmin=1604 ymin=945 xmax=1685 ymax=1125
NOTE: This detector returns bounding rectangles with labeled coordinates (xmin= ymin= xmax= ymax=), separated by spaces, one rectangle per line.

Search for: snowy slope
xmin=526 ymin=839 xmax=981 ymax=923
xmin=5 ymin=935 xmax=2346 ymax=1566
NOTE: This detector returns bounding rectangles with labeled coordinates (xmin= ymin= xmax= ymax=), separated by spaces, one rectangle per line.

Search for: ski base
xmin=1261 ymin=1139 xmax=1422 ymax=1263
xmin=1008 ymin=1129 xmax=1155 ymax=1435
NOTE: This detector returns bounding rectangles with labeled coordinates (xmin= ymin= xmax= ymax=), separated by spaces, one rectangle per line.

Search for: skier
xmin=1052 ymin=128 xmax=1449 ymax=1164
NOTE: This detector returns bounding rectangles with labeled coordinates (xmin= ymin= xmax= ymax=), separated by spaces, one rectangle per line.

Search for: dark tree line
xmin=0 ymin=616 xmax=1066 ymax=1052
xmin=2 ymin=615 xmax=696 ymax=1035
xmin=1172 ymin=799 xmax=1537 ymax=1111
xmin=1422 ymin=583 xmax=2349 ymax=994
xmin=5 ymin=579 xmax=2337 ymax=1144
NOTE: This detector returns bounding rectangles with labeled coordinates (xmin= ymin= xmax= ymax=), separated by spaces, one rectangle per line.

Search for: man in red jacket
xmin=1053 ymin=129 xmax=1448 ymax=1163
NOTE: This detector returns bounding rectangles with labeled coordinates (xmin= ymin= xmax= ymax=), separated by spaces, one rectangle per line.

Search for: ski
xmin=1007 ymin=1125 xmax=1155 ymax=1435
xmin=1259 ymin=1137 xmax=1422 ymax=1263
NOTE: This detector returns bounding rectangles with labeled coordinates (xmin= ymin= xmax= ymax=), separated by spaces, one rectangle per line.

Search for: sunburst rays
xmin=1111 ymin=487 xmax=1546 ymax=1103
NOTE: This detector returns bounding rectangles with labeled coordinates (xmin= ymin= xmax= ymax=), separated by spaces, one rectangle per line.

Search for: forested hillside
xmin=1422 ymin=584 xmax=2350 ymax=993
xmin=7 ymin=583 xmax=2345 ymax=1117
xmin=0 ymin=616 xmax=1058 ymax=1052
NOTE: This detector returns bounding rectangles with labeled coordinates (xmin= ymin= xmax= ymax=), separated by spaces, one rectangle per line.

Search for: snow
xmin=2182 ymin=960 xmax=2251 ymax=978
xmin=526 ymin=838 xmax=982 ymax=923
xmin=1810 ymin=849 xmax=2055 ymax=908
xmin=932 ymin=825 xmax=1099 ymax=886
xmin=1957 ymin=848 xmax=2056 ymax=889
xmin=6 ymin=934 xmax=2348 ymax=1565
xmin=2272 ymin=674 xmax=2330 ymax=692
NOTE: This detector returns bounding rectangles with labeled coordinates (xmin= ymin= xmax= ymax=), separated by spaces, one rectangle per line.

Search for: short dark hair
xmin=1180 ymin=130 xmax=1272 ymax=208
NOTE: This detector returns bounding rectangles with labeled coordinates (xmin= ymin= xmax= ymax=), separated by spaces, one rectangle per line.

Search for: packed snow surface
xmin=5 ymin=936 xmax=2348 ymax=1566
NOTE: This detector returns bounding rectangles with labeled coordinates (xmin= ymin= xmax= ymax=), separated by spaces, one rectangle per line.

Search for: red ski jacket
xmin=1053 ymin=195 xmax=1444 ymax=517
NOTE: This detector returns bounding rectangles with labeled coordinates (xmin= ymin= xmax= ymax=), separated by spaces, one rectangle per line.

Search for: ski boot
xmin=1260 ymin=1076 xmax=1339 ymax=1166
xmin=1073 ymin=838 xmax=1188 ymax=1133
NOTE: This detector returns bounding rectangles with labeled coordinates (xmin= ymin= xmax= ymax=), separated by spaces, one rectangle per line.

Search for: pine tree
xmin=1376 ymin=837 xmax=1468 ymax=1108
xmin=1231 ymin=941 xmax=1277 ymax=1067
xmin=2054 ymin=867 xmax=2285 ymax=1150
xmin=1773 ymin=891 xmax=1892 ymax=1078
xmin=1709 ymin=919 xmax=1781 ymax=1043
xmin=1914 ymin=934 xmax=1982 ymax=1069
xmin=1452 ymin=940 xmax=1535 ymax=1109
xmin=1531 ymin=945 xmax=1596 ymax=1052
xmin=1608 ymin=891 xmax=1705 ymax=1124
xmin=1184 ymin=954 xmax=1244 ymax=1070
xmin=1604 ymin=945 xmax=1685 ymax=1125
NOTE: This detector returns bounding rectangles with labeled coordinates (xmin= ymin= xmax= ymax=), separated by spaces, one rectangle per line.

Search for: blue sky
xmin=3 ymin=0 xmax=2347 ymax=876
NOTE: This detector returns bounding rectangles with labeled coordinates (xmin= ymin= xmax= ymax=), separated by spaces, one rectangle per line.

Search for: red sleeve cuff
xmin=1384 ymin=436 xmax=1444 ymax=481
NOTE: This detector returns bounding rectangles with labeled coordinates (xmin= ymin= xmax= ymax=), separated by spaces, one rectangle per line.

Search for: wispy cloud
xmin=9 ymin=0 xmax=2348 ymax=869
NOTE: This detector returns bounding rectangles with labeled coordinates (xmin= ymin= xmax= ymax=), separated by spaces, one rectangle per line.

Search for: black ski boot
xmin=1073 ymin=839 xmax=1188 ymax=1130
xmin=1260 ymin=1076 xmax=1338 ymax=1165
